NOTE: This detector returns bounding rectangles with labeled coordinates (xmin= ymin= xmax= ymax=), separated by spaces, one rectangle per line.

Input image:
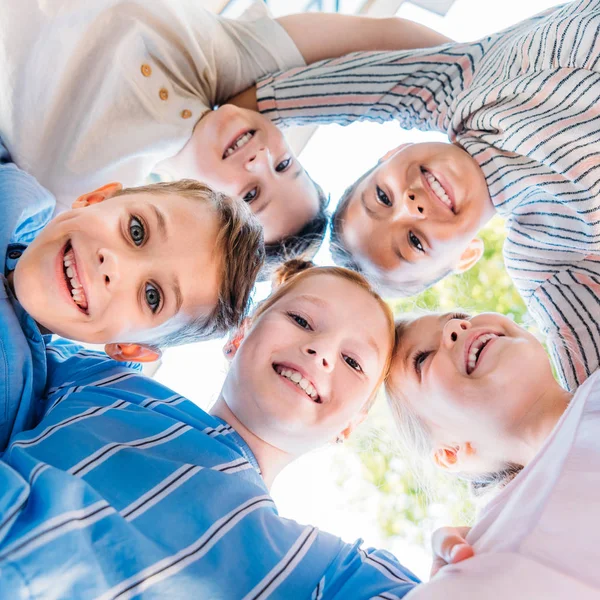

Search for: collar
xmin=5 ymin=242 xmax=27 ymax=276
xmin=212 ymin=416 xmax=262 ymax=475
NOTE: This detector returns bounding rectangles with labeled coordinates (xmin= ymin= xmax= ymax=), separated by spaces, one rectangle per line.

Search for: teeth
xmin=224 ymin=131 xmax=254 ymax=157
xmin=466 ymin=333 xmax=497 ymax=374
xmin=424 ymin=171 xmax=453 ymax=210
xmin=63 ymin=246 xmax=88 ymax=311
xmin=275 ymin=365 xmax=320 ymax=402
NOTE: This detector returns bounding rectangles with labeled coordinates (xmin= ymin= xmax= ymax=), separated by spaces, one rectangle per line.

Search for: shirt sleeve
xmin=0 ymin=139 xmax=55 ymax=246
xmin=256 ymin=41 xmax=477 ymax=132
xmin=172 ymin=1 xmax=305 ymax=107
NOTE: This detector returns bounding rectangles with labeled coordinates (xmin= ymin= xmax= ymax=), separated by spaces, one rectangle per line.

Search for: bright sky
xmin=155 ymin=0 xmax=563 ymax=580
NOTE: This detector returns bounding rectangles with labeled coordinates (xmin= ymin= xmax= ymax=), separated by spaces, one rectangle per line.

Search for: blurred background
xmin=152 ymin=0 xmax=562 ymax=579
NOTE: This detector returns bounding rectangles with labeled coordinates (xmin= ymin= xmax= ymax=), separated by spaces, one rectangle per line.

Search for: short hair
xmin=386 ymin=314 xmax=523 ymax=498
xmin=259 ymin=173 xmax=329 ymax=281
xmin=112 ymin=179 xmax=264 ymax=348
xmin=330 ymin=166 xmax=451 ymax=298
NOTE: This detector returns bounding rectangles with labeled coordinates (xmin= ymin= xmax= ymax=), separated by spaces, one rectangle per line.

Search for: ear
xmin=334 ymin=410 xmax=369 ymax=444
xmin=455 ymin=238 xmax=484 ymax=273
xmin=432 ymin=442 xmax=476 ymax=472
xmin=380 ymin=143 xmax=412 ymax=163
xmin=72 ymin=182 xmax=123 ymax=209
xmin=222 ymin=318 xmax=250 ymax=362
xmin=105 ymin=342 xmax=161 ymax=363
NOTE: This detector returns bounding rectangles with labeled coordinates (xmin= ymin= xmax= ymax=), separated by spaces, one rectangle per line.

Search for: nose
xmin=97 ymin=247 xmax=120 ymax=289
xmin=442 ymin=318 xmax=471 ymax=349
xmin=244 ymin=147 xmax=272 ymax=173
xmin=397 ymin=189 xmax=425 ymax=220
xmin=302 ymin=341 xmax=335 ymax=373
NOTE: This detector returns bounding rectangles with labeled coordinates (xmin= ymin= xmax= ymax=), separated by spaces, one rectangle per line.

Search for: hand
xmin=430 ymin=526 xmax=474 ymax=578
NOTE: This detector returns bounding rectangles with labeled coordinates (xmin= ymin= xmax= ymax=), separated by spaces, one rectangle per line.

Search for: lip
xmin=222 ymin=128 xmax=255 ymax=160
xmin=463 ymin=330 xmax=503 ymax=375
xmin=421 ymin=167 xmax=456 ymax=214
xmin=272 ymin=361 xmax=323 ymax=404
xmin=57 ymin=240 xmax=91 ymax=316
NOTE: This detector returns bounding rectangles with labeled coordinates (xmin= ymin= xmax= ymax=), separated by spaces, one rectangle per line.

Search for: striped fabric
xmin=0 ymin=340 xmax=419 ymax=599
xmin=256 ymin=0 xmax=600 ymax=391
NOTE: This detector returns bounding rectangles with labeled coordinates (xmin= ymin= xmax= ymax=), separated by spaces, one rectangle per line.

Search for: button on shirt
xmin=0 ymin=340 xmax=420 ymax=599
xmin=0 ymin=140 xmax=55 ymax=451
xmin=0 ymin=0 xmax=305 ymax=213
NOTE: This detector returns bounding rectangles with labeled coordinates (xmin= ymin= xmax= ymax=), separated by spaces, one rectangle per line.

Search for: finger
xmin=432 ymin=527 xmax=473 ymax=565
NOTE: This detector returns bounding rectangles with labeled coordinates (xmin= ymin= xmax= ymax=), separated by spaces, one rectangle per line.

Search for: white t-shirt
xmin=0 ymin=0 xmax=304 ymax=212
xmin=407 ymin=370 xmax=600 ymax=600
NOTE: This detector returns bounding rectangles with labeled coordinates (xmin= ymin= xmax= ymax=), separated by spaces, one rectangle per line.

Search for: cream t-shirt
xmin=407 ymin=371 xmax=600 ymax=600
xmin=0 ymin=0 xmax=304 ymax=212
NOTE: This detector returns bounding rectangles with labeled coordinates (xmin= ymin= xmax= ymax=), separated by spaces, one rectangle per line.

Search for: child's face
xmin=190 ymin=105 xmax=321 ymax=244
xmin=223 ymin=273 xmax=392 ymax=455
xmin=14 ymin=188 xmax=222 ymax=345
xmin=389 ymin=312 xmax=551 ymax=442
xmin=339 ymin=143 xmax=494 ymax=291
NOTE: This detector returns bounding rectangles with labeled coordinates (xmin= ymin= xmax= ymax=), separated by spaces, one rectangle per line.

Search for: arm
xmin=276 ymin=14 xmax=452 ymax=64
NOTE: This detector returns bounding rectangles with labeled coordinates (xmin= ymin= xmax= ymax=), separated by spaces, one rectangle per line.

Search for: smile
xmin=273 ymin=363 xmax=322 ymax=403
xmin=422 ymin=167 xmax=455 ymax=213
xmin=223 ymin=130 xmax=255 ymax=159
xmin=62 ymin=241 xmax=89 ymax=314
xmin=465 ymin=332 xmax=503 ymax=375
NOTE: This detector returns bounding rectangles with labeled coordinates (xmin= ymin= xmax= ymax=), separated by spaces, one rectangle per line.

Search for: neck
xmin=500 ymin=380 xmax=572 ymax=466
xmin=209 ymin=396 xmax=294 ymax=489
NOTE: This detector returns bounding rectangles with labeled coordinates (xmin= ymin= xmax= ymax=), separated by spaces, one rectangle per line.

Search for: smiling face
xmin=188 ymin=105 xmax=321 ymax=244
xmin=222 ymin=273 xmax=393 ymax=455
xmin=13 ymin=189 xmax=222 ymax=345
xmin=337 ymin=142 xmax=494 ymax=293
xmin=388 ymin=312 xmax=553 ymax=448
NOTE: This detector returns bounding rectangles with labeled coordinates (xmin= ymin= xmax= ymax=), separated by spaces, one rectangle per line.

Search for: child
xmin=385 ymin=310 xmax=600 ymax=599
xmin=0 ymin=139 xmax=263 ymax=450
xmin=244 ymin=1 xmax=600 ymax=390
xmin=0 ymin=0 xmax=450 ymax=266
xmin=0 ymin=261 xmax=435 ymax=599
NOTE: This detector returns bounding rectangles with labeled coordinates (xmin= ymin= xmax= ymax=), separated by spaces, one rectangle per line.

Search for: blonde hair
xmin=252 ymin=259 xmax=396 ymax=408
xmin=386 ymin=312 xmax=523 ymax=498
xmin=113 ymin=179 xmax=264 ymax=347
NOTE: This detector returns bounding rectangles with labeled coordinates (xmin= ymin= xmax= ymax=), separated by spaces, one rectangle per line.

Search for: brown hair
xmin=113 ymin=179 xmax=264 ymax=347
xmin=386 ymin=313 xmax=523 ymax=497
xmin=252 ymin=259 xmax=396 ymax=409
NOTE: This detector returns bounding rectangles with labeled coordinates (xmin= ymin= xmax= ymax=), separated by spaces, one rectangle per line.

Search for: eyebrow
xmin=295 ymin=293 xmax=329 ymax=308
xmin=171 ymin=276 xmax=183 ymax=314
xmin=151 ymin=205 xmax=168 ymax=242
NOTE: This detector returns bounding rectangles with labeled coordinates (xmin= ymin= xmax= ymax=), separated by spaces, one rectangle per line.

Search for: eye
xmin=344 ymin=355 xmax=363 ymax=372
xmin=376 ymin=186 xmax=392 ymax=207
xmin=408 ymin=231 xmax=424 ymax=253
xmin=275 ymin=158 xmax=292 ymax=173
xmin=412 ymin=350 xmax=431 ymax=375
xmin=288 ymin=312 xmax=312 ymax=330
xmin=243 ymin=188 xmax=258 ymax=203
xmin=450 ymin=312 xmax=470 ymax=321
xmin=129 ymin=216 xmax=146 ymax=247
xmin=145 ymin=283 xmax=161 ymax=313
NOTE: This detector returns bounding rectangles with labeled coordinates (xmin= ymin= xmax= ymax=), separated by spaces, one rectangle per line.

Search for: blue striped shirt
xmin=256 ymin=0 xmax=600 ymax=391
xmin=0 ymin=340 xmax=419 ymax=599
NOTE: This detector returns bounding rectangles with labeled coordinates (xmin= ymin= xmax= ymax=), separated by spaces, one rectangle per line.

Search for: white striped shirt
xmin=256 ymin=0 xmax=600 ymax=391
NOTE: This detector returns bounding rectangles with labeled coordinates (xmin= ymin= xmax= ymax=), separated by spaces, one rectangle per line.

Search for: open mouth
xmin=421 ymin=167 xmax=455 ymax=213
xmin=465 ymin=332 xmax=503 ymax=375
xmin=222 ymin=130 xmax=256 ymax=159
xmin=62 ymin=241 xmax=89 ymax=314
xmin=273 ymin=363 xmax=322 ymax=404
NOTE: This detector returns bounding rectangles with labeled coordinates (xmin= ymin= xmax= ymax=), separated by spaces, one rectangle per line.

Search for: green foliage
xmin=347 ymin=216 xmax=530 ymax=548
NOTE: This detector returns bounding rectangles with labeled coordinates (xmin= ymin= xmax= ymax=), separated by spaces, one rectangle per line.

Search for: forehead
xmin=259 ymin=171 xmax=322 ymax=243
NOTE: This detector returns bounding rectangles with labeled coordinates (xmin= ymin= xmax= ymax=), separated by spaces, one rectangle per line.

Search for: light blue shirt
xmin=0 ymin=340 xmax=420 ymax=598
xmin=0 ymin=139 xmax=55 ymax=451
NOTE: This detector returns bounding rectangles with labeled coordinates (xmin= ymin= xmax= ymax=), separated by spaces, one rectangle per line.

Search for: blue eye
xmin=409 ymin=231 xmax=424 ymax=253
xmin=288 ymin=312 xmax=311 ymax=330
xmin=344 ymin=355 xmax=363 ymax=372
xmin=129 ymin=216 xmax=145 ymax=246
xmin=275 ymin=158 xmax=292 ymax=172
xmin=376 ymin=186 xmax=392 ymax=207
xmin=243 ymin=188 xmax=258 ymax=203
xmin=145 ymin=283 xmax=161 ymax=313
